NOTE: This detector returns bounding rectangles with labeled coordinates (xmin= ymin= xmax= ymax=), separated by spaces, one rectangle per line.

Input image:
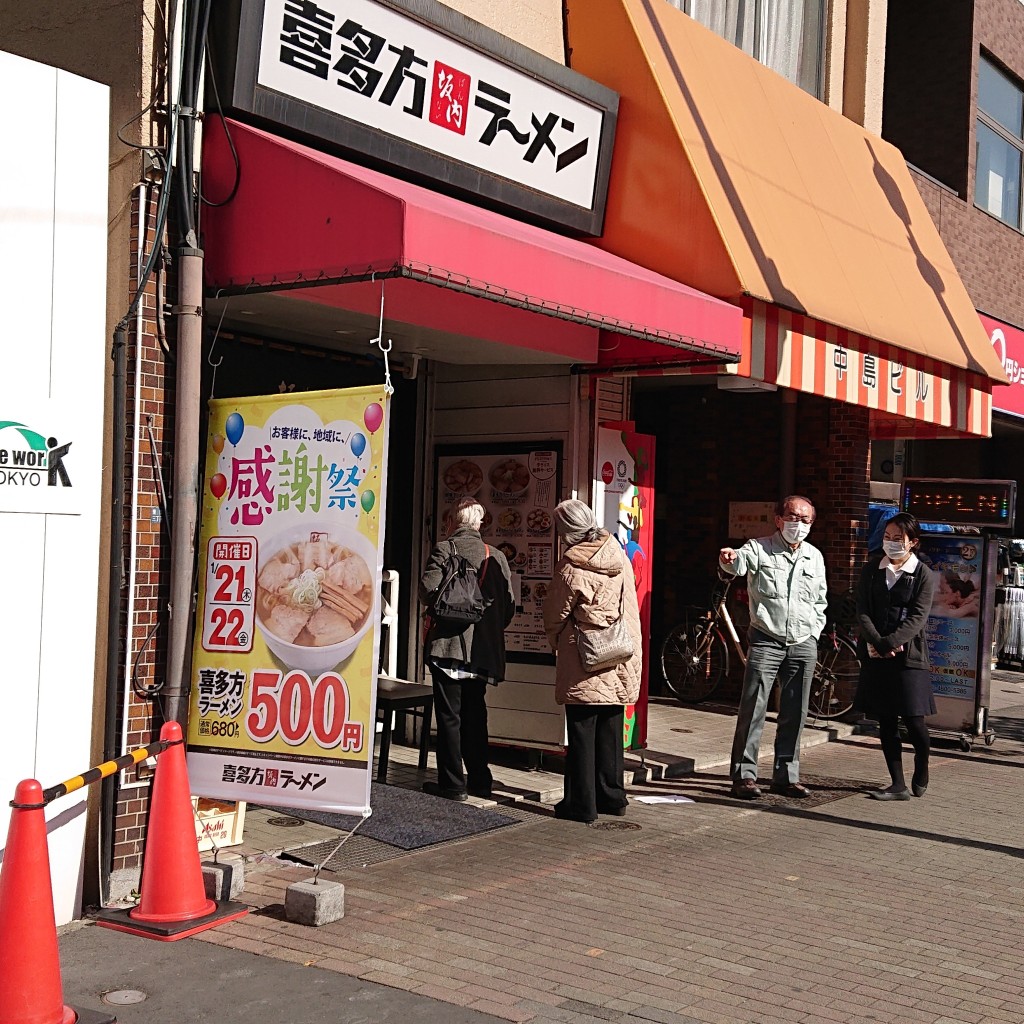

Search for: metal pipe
xmin=100 ymin=322 xmax=128 ymax=902
xmin=118 ymin=181 xmax=148 ymax=784
xmin=164 ymin=246 xmax=204 ymax=726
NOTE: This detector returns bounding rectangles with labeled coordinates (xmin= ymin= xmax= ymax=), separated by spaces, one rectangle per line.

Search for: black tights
xmin=877 ymin=714 xmax=929 ymax=790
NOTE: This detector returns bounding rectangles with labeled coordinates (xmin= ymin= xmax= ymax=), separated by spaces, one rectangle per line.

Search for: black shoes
xmin=468 ymin=785 xmax=493 ymax=799
xmin=598 ymin=804 xmax=628 ymax=816
xmin=423 ymin=781 xmax=468 ymax=802
xmin=867 ymin=786 xmax=910 ymax=801
xmin=769 ymin=781 xmax=811 ymax=799
xmin=911 ymin=781 xmax=928 ymax=798
xmin=731 ymin=779 xmax=761 ymax=799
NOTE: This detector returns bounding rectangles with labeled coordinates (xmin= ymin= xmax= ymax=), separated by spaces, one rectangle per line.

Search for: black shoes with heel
xmin=867 ymin=785 xmax=910 ymax=801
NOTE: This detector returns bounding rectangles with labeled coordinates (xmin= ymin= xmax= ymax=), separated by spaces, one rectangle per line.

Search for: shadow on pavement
xmin=635 ymin=771 xmax=1024 ymax=860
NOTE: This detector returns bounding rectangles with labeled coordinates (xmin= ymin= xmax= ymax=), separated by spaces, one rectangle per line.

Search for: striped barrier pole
xmin=34 ymin=738 xmax=181 ymax=807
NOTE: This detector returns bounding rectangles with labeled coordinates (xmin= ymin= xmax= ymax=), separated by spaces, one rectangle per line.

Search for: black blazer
xmin=855 ymin=555 xmax=936 ymax=671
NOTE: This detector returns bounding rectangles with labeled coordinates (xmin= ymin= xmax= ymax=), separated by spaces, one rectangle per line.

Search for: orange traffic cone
xmin=96 ymin=722 xmax=247 ymax=941
xmin=0 ymin=779 xmax=113 ymax=1024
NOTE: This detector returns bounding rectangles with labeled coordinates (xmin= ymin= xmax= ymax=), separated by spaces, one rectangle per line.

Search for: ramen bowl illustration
xmin=254 ymin=522 xmax=377 ymax=674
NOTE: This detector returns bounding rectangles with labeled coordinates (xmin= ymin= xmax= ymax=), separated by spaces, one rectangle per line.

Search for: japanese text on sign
xmin=202 ymin=536 xmax=257 ymax=652
xmin=258 ymin=0 xmax=603 ymax=209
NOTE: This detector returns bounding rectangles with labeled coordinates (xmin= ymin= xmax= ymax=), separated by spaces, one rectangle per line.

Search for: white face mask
xmin=883 ymin=539 xmax=908 ymax=560
xmin=781 ymin=520 xmax=811 ymax=544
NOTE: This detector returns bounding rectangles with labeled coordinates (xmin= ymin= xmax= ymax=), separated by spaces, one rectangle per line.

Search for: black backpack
xmin=431 ymin=542 xmax=491 ymax=625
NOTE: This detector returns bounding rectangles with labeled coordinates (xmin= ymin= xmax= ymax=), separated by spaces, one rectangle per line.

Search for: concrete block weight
xmin=201 ymin=852 xmax=245 ymax=901
xmin=285 ymin=878 xmax=345 ymax=926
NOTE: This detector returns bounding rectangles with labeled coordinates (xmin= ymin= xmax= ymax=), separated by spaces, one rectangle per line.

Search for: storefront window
xmin=668 ymin=0 xmax=825 ymax=98
xmin=975 ymin=56 xmax=1024 ymax=229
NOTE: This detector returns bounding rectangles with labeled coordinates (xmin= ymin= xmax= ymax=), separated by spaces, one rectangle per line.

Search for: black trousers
xmin=557 ymin=704 xmax=627 ymax=822
xmin=429 ymin=667 xmax=492 ymax=795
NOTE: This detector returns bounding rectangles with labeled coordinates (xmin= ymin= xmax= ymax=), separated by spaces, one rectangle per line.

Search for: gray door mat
xmin=272 ymin=782 xmax=519 ymax=851
xmin=279 ymin=802 xmax=542 ymax=871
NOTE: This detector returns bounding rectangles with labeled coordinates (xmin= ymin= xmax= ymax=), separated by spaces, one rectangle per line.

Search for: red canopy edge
xmin=202 ymin=119 xmax=743 ymax=364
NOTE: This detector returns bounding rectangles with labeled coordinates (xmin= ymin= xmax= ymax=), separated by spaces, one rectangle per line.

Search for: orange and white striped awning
xmin=604 ymin=299 xmax=993 ymax=438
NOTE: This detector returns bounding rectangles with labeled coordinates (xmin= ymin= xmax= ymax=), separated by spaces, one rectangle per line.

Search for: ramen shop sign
xmin=214 ymin=0 xmax=618 ymax=233
xmin=187 ymin=386 xmax=391 ymax=815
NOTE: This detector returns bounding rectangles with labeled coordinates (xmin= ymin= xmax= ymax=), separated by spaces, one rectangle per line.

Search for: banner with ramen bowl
xmin=186 ymin=386 xmax=390 ymax=814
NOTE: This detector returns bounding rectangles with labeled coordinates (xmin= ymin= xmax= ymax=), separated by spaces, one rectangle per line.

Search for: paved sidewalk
xmin=181 ymin=710 xmax=1024 ymax=1024
xmin=235 ymin=695 xmax=847 ymax=863
xmin=61 ymin=671 xmax=1024 ymax=1023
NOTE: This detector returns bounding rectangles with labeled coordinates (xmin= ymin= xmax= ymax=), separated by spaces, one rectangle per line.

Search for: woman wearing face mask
xmin=854 ymin=513 xmax=937 ymax=800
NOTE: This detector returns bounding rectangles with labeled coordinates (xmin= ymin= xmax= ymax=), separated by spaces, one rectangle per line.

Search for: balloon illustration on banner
xmin=360 ymin=490 xmax=375 ymax=513
xmin=350 ymin=432 xmax=366 ymax=457
xmin=210 ymin=473 xmax=227 ymax=499
xmin=225 ymin=412 xmax=245 ymax=446
xmin=212 ymin=434 xmax=225 ymax=454
xmin=363 ymin=403 xmax=383 ymax=434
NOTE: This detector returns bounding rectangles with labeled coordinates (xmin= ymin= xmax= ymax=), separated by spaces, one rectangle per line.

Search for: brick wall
xmin=893 ymin=0 xmax=1024 ymax=332
xmin=111 ymin=186 xmax=175 ymax=874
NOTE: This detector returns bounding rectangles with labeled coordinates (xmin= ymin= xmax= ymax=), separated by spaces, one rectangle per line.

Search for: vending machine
xmin=901 ymin=478 xmax=1017 ymax=750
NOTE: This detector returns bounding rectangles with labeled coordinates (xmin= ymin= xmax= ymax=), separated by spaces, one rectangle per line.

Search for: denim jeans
xmin=730 ymin=629 xmax=817 ymax=784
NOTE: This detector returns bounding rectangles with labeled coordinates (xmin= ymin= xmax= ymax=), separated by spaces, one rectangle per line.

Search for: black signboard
xmin=208 ymin=0 xmax=618 ymax=236
xmin=901 ymin=478 xmax=1017 ymax=530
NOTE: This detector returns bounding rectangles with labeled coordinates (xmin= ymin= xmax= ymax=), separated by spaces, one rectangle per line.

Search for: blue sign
xmin=919 ymin=535 xmax=983 ymax=702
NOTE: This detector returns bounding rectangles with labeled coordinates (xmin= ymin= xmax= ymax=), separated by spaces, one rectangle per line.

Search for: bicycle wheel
xmin=660 ymin=612 xmax=729 ymax=704
xmin=808 ymin=632 xmax=860 ymax=719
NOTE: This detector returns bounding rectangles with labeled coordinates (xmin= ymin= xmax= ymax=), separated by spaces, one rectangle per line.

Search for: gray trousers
xmin=730 ymin=629 xmax=817 ymax=783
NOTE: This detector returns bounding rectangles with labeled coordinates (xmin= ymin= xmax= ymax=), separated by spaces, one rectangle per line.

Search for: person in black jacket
xmin=854 ymin=513 xmax=937 ymax=801
xmin=419 ymin=496 xmax=514 ymax=801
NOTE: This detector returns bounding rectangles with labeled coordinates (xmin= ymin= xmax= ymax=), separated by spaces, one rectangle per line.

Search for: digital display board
xmin=901 ymin=478 xmax=1016 ymax=530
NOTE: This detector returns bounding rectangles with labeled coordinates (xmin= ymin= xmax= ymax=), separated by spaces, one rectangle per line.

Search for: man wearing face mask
xmin=719 ymin=495 xmax=828 ymax=799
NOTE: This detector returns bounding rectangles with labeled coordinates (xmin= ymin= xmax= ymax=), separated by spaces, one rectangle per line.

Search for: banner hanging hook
xmin=369 ymin=273 xmax=394 ymax=395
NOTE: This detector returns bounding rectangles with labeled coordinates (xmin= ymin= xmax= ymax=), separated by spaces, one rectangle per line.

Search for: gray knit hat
xmin=553 ymin=499 xmax=601 ymax=547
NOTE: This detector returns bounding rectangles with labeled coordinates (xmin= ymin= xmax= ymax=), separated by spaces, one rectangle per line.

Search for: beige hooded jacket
xmin=543 ymin=531 xmax=643 ymax=705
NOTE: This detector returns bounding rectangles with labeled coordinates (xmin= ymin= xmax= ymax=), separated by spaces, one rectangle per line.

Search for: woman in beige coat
xmin=543 ymin=500 xmax=643 ymax=823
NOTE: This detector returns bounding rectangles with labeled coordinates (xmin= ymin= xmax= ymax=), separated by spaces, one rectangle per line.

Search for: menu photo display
xmin=434 ymin=442 xmax=563 ymax=662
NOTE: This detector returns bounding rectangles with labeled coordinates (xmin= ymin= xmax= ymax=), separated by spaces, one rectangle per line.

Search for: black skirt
xmin=854 ymin=657 xmax=936 ymax=719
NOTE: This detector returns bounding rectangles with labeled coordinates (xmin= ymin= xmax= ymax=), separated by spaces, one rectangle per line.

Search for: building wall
xmin=839 ymin=0 xmax=888 ymax=134
xmin=887 ymin=0 xmax=1024 ymax=332
xmin=0 ymin=53 xmax=110 ymax=924
xmin=440 ymin=0 xmax=564 ymax=62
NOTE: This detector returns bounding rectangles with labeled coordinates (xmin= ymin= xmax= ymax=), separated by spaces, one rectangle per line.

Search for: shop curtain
xmin=668 ymin=0 xmax=756 ymax=53
xmin=761 ymin=0 xmax=823 ymax=97
xmin=666 ymin=0 xmax=823 ymax=97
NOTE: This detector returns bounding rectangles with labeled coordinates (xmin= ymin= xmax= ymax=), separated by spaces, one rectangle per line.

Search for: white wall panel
xmin=0 ymin=51 xmax=109 ymax=925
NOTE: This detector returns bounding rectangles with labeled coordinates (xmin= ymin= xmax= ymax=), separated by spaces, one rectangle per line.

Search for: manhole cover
xmin=102 ymin=990 xmax=147 ymax=1006
xmin=587 ymin=821 xmax=642 ymax=831
xmin=266 ymin=816 xmax=305 ymax=827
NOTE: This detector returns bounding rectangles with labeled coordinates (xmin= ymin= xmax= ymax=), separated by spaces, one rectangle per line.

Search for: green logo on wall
xmin=0 ymin=422 xmax=73 ymax=487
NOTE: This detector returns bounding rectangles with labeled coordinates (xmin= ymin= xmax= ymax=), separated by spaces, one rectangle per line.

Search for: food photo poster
xmin=433 ymin=442 xmax=562 ymax=662
xmin=186 ymin=386 xmax=391 ymax=814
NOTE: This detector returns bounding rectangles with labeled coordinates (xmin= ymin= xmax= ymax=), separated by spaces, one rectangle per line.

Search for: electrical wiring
xmin=199 ymin=38 xmax=241 ymax=208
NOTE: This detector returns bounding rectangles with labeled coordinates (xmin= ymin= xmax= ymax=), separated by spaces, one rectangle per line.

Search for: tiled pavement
xmin=236 ymin=695 xmax=849 ymax=865
xmin=177 ymin=670 xmax=1024 ymax=1024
